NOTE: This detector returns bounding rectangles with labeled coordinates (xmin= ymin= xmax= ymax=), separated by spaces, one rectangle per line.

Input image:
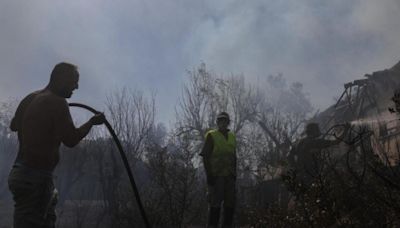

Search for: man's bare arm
xmin=56 ymin=100 xmax=105 ymax=147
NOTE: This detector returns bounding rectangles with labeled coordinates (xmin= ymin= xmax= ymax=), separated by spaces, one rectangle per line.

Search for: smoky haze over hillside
xmin=1 ymin=1 xmax=400 ymax=227
xmin=1 ymin=0 xmax=400 ymax=124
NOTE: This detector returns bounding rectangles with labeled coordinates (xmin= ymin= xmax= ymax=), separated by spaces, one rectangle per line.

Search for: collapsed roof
xmin=316 ymin=60 xmax=400 ymax=129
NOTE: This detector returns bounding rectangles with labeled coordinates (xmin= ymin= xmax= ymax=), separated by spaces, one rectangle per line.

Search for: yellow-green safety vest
xmin=205 ymin=129 xmax=236 ymax=176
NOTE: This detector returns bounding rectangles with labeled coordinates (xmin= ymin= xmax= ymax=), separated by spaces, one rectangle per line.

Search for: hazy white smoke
xmin=1 ymin=0 xmax=400 ymax=123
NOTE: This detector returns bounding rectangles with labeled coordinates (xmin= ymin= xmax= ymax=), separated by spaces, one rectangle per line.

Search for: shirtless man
xmin=8 ymin=62 xmax=105 ymax=228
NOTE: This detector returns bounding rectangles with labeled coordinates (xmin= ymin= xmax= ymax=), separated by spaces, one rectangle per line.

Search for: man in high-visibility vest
xmin=200 ymin=112 xmax=236 ymax=228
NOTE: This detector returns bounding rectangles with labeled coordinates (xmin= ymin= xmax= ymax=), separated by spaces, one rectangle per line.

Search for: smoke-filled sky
xmin=1 ymin=0 xmax=400 ymax=124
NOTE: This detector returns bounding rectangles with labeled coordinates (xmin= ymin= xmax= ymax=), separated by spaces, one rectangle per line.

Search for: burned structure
xmin=315 ymin=60 xmax=400 ymax=166
xmin=236 ymin=62 xmax=400 ymax=226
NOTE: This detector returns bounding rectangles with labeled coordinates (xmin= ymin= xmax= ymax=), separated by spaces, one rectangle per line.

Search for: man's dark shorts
xmin=8 ymin=165 xmax=58 ymax=228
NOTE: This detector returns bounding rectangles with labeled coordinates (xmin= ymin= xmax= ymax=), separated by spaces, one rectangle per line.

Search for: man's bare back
xmin=12 ymin=89 xmax=89 ymax=171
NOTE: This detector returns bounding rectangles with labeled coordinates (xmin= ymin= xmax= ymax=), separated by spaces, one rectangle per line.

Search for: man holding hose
xmin=8 ymin=62 xmax=105 ymax=228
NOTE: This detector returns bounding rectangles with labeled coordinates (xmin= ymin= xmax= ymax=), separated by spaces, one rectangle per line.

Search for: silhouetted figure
xmin=288 ymin=123 xmax=341 ymax=188
xmin=8 ymin=62 xmax=105 ymax=228
xmin=200 ymin=112 xmax=237 ymax=228
xmin=390 ymin=88 xmax=400 ymax=114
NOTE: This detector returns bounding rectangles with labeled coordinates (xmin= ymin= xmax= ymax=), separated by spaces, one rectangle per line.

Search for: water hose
xmin=69 ymin=103 xmax=151 ymax=228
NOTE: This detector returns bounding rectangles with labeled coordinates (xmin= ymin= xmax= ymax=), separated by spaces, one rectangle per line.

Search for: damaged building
xmin=316 ymin=60 xmax=400 ymax=165
xmin=248 ymin=61 xmax=400 ymax=208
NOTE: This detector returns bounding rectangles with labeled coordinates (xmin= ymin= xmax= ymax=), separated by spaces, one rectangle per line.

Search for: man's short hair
xmin=50 ymin=62 xmax=78 ymax=83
